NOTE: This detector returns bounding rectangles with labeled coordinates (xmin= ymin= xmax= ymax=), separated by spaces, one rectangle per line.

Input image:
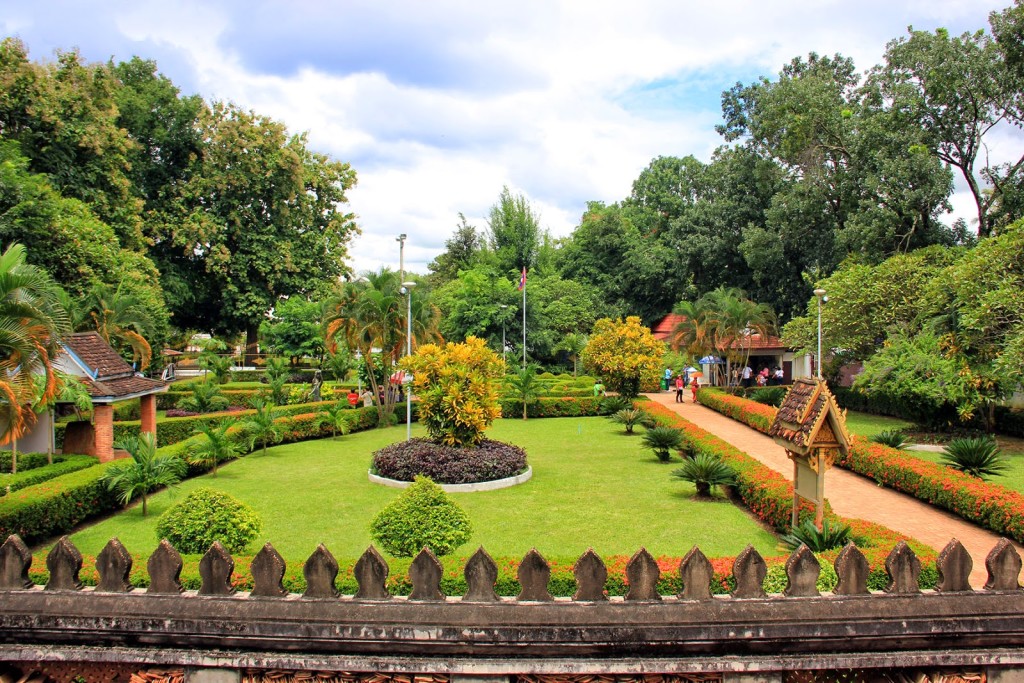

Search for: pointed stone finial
xmin=353 ymin=545 xmax=388 ymax=600
xmin=463 ymin=547 xmax=499 ymax=603
xmin=884 ymin=541 xmax=921 ymax=594
xmin=517 ymin=549 xmax=552 ymax=601
xmin=572 ymin=549 xmax=608 ymax=602
xmin=409 ymin=548 xmax=444 ymax=601
xmin=732 ymin=545 xmax=767 ymax=598
xmin=45 ymin=536 xmax=83 ymax=591
xmin=198 ymin=541 xmax=235 ymax=596
xmin=147 ymin=539 xmax=183 ymax=594
xmin=625 ymin=548 xmax=661 ymax=601
xmin=784 ymin=545 xmax=820 ymax=597
xmin=678 ymin=547 xmax=713 ymax=600
xmin=250 ymin=543 xmax=287 ymax=597
xmin=0 ymin=535 xmax=33 ymax=589
xmin=984 ymin=538 xmax=1022 ymax=591
xmin=96 ymin=538 xmax=133 ymax=593
xmin=305 ymin=544 xmax=341 ymax=599
xmin=833 ymin=543 xmax=870 ymax=596
xmin=936 ymin=539 xmax=973 ymax=593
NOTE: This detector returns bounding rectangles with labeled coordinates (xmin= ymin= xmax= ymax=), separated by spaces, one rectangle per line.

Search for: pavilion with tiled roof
xmin=651 ymin=313 xmax=809 ymax=383
xmin=768 ymin=377 xmax=852 ymax=527
xmin=54 ymin=332 xmax=168 ymax=462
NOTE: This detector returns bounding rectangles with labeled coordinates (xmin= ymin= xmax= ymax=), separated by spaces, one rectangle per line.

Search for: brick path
xmin=645 ymin=391 xmax=1023 ymax=588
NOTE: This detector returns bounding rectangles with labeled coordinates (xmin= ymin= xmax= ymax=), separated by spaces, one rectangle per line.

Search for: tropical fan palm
xmin=641 ymin=426 xmax=684 ymax=462
xmin=940 ymin=436 xmax=1008 ymax=480
xmin=0 ymin=243 xmax=70 ymax=447
xmin=610 ymin=408 xmax=650 ymax=434
xmin=671 ymin=452 xmax=737 ymax=496
xmin=870 ymin=429 xmax=908 ymax=449
xmin=77 ymin=280 xmax=155 ymax=370
xmin=100 ymin=432 xmax=187 ymax=516
xmin=780 ymin=519 xmax=853 ymax=552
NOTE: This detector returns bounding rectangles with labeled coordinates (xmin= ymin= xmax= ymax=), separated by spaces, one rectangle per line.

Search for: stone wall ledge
xmin=2 ymin=644 xmax=1024 ymax=675
xmin=1 ymin=589 xmax=1024 ymax=658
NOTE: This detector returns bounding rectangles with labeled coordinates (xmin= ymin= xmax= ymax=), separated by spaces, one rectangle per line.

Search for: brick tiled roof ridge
xmin=64 ymin=331 xmax=135 ymax=379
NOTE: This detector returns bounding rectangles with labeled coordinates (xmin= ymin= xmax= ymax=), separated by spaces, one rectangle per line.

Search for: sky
xmin=0 ymin=0 xmax=1016 ymax=275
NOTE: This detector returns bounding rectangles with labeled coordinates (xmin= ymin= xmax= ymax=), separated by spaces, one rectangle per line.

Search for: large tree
xmin=173 ymin=103 xmax=358 ymax=356
xmin=487 ymin=186 xmax=540 ymax=276
xmin=869 ymin=26 xmax=1024 ymax=238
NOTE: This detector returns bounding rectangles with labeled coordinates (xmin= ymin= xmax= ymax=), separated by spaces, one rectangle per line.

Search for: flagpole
xmin=521 ymin=267 xmax=527 ymax=369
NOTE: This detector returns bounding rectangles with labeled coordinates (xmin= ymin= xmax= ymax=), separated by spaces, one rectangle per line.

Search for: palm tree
xmin=77 ymin=280 xmax=155 ymax=370
xmin=324 ymin=269 xmax=440 ymax=428
xmin=555 ymin=333 xmax=587 ymax=377
xmin=505 ymin=363 xmax=544 ymax=420
xmin=243 ymin=399 xmax=282 ymax=456
xmin=316 ymin=401 xmax=351 ymax=439
xmin=0 ymin=243 xmax=70 ymax=458
xmin=672 ymin=453 xmax=737 ymax=496
xmin=176 ymin=380 xmax=229 ymax=414
xmin=188 ymin=421 xmax=241 ymax=476
xmin=100 ymin=432 xmax=187 ymax=516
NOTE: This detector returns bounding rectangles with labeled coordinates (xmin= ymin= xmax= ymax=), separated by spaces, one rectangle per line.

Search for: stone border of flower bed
xmin=368 ymin=466 xmax=533 ymax=492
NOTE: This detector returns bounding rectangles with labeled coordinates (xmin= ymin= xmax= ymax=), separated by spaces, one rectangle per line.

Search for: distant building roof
xmin=61 ymin=332 xmax=167 ymax=402
xmin=650 ymin=314 xmax=788 ymax=351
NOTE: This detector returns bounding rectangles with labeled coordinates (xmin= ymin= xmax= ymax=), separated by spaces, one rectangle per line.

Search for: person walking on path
xmin=690 ymin=377 xmax=700 ymax=404
xmin=642 ymin=390 xmax=1024 ymax=588
xmin=674 ymin=374 xmax=685 ymax=403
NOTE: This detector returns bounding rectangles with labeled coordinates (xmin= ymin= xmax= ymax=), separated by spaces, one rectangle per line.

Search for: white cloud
xmin=4 ymin=0 xmax=1017 ymax=273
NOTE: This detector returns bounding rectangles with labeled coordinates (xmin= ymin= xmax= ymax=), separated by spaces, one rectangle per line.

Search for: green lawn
xmin=65 ymin=417 xmax=779 ymax=563
xmin=843 ymin=410 xmax=913 ymax=439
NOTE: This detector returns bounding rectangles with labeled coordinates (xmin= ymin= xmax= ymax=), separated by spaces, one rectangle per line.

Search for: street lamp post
xmin=500 ymin=304 xmax=509 ymax=365
xmin=813 ymin=288 xmax=827 ymax=380
xmin=401 ymin=281 xmax=416 ymax=441
xmin=396 ymin=234 xmax=407 ymax=283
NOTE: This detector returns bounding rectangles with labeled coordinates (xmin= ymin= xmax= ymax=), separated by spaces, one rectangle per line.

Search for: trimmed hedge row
xmin=0 ymin=455 xmax=98 ymax=497
xmin=0 ymin=405 xmax=382 ymax=545
xmin=0 ymin=451 xmax=54 ymax=472
xmin=697 ymin=388 xmax=1024 ymax=546
xmin=56 ymin=400 xmax=367 ymax=450
xmin=498 ymin=396 xmax=611 ymax=418
xmin=641 ymin=401 xmax=937 ymax=586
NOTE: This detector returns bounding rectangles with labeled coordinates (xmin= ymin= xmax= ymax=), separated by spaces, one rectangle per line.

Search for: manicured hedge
xmin=0 ymin=455 xmax=97 ymax=497
xmin=498 ymin=396 xmax=610 ymax=418
xmin=0 ymin=451 xmax=55 ymax=472
xmin=1 ymin=405 xmax=382 ymax=545
xmin=697 ymin=388 xmax=1024 ymax=545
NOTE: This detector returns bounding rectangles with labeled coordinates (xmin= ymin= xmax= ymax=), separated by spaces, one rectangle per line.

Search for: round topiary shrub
xmin=369 ymin=476 xmax=473 ymax=557
xmin=155 ymin=487 xmax=263 ymax=554
xmin=372 ymin=438 xmax=527 ymax=484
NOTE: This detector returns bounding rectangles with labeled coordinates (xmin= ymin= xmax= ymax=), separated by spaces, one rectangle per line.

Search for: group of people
xmin=734 ymin=364 xmax=785 ymax=388
xmin=664 ymin=368 xmax=700 ymax=404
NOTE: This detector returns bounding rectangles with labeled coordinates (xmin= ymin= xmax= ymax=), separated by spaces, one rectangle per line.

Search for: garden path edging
xmin=368 ymin=467 xmax=533 ymax=492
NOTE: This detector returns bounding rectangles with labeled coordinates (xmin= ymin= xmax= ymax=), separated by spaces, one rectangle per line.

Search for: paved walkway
xmin=644 ymin=391 xmax=1024 ymax=588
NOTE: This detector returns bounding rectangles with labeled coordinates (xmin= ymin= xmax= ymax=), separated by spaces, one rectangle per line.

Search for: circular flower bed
xmin=371 ymin=438 xmax=528 ymax=484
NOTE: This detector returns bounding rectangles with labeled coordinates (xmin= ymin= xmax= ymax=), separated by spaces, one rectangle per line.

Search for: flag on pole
xmin=518 ymin=267 xmax=527 ymax=291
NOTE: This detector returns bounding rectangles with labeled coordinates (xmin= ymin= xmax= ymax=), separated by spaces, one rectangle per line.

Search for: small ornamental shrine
xmin=768 ymin=377 xmax=852 ymax=528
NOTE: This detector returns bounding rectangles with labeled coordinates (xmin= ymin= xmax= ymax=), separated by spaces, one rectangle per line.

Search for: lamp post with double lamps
xmin=401 ymin=282 xmax=416 ymax=441
xmin=813 ymin=288 xmax=827 ymax=380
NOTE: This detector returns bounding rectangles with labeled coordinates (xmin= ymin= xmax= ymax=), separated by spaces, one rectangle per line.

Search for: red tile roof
xmin=62 ymin=331 xmax=167 ymax=400
xmin=651 ymin=314 xmax=787 ymax=350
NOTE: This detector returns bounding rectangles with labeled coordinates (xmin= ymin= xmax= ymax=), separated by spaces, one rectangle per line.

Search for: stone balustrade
xmin=1 ymin=534 xmax=1023 ymax=680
